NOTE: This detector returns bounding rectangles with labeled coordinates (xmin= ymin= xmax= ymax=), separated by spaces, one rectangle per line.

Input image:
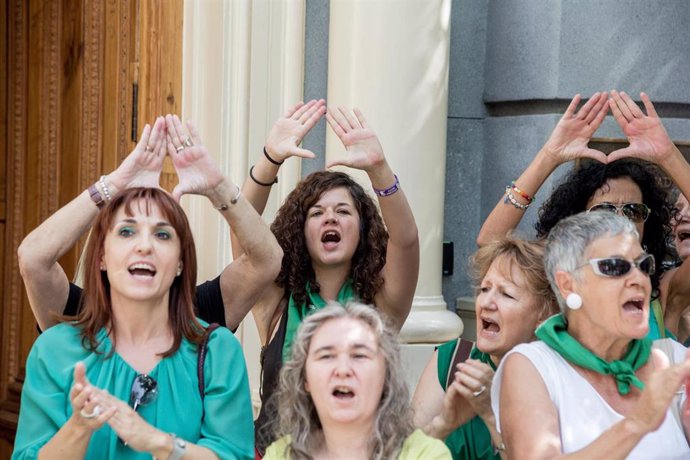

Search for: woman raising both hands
xmin=235 ymin=101 xmax=419 ymax=454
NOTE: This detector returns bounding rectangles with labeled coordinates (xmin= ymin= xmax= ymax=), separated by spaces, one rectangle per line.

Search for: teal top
xmin=12 ymin=322 xmax=254 ymax=460
xmin=647 ymin=298 xmax=675 ymax=340
xmin=436 ymin=339 xmax=499 ymax=460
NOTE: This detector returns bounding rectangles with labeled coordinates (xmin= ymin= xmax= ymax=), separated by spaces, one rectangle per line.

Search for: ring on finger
xmin=145 ymin=144 xmax=154 ymax=153
xmin=472 ymin=385 xmax=486 ymax=397
xmin=80 ymin=404 xmax=102 ymax=419
xmin=182 ymin=136 xmax=194 ymax=147
xmin=175 ymin=144 xmax=184 ymax=153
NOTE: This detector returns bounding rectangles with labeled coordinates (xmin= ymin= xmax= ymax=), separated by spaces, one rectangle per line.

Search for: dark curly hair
xmin=535 ymin=159 xmax=674 ymax=297
xmin=271 ymin=171 xmax=389 ymax=305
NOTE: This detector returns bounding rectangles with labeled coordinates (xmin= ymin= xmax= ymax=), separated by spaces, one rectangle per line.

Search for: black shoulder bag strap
xmin=197 ymin=323 xmax=221 ymax=399
xmin=445 ymin=338 xmax=475 ymax=389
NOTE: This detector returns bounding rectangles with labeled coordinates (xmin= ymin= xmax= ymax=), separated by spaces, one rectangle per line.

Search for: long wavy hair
xmin=470 ymin=234 xmax=559 ymax=319
xmin=75 ymin=187 xmax=204 ymax=356
xmin=271 ymin=303 xmax=413 ymax=460
xmin=271 ymin=171 xmax=389 ymax=305
xmin=535 ymin=159 xmax=674 ymax=297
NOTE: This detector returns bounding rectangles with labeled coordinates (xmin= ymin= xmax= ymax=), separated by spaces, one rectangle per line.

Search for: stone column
xmin=326 ymin=0 xmax=462 ymax=385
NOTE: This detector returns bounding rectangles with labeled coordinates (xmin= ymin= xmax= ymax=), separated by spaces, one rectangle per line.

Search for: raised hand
xmin=541 ymin=92 xmax=609 ymax=165
xmin=264 ymin=99 xmax=326 ymax=163
xmin=109 ymin=117 xmax=167 ymax=192
xmin=608 ymin=91 xmax=677 ymax=165
xmin=165 ymin=115 xmax=225 ymax=202
xmin=69 ymin=362 xmax=116 ymax=431
xmin=326 ymin=107 xmax=386 ymax=171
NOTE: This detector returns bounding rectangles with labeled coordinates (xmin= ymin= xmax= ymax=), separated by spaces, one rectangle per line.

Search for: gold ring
xmin=175 ymin=145 xmax=184 ymax=153
xmin=145 ymin=145 xmax=154 ymax=153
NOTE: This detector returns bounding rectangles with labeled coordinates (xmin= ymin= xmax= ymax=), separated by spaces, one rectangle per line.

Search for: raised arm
xmin=18 ymin=118 xmax=167 ymax=330
xmin=166 ymin=115 xmax=283 ymax=331
xmin=476 ymin=92 xmax=609 ymax=246
xmin=326 ymin=107 xmax=419 ymax=329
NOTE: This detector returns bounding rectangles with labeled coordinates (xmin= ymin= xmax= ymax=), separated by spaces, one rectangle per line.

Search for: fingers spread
xmin=339 ymin=106 xmax=360 ymax=129
xmin=326 ymin=112 xmax=347 ymax=138
xmin=563 ymin=94 xmax=582 ymax=118
xmin=353 ymin=108 xmax=369 ymax=129
xmin=284 ymin=101 xmax=305 ymax=118
xmin=185 ymin=119 xmax=202 ymax=146
xmin=576 ymin=92 xmax=601 ymax=120
xmin=640 ymin=92 xmax=658 ymax=118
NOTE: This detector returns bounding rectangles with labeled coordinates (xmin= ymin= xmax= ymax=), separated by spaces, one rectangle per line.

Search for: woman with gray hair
xmin=492 ymin=211 xmax=690 ymax=458
xmin=263 ymin=303 xmax=451 ymax=459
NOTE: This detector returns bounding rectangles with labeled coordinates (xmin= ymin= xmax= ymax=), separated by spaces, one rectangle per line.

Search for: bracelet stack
xmin=88 ymin=176 xmax=114 ymax=209
xmin=503 ymin=181 xmax=534 ymax=210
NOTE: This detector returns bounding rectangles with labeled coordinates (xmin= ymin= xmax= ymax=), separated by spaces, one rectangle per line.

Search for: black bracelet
xmin=249 ymin=165 xmax=278 ymax=187
xmin=263 ymin=146 xmax=284 ymax=166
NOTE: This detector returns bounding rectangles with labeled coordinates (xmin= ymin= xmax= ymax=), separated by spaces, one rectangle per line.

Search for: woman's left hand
xmin=95 ymin=389 xmax=168 ymax=454
xmin=165 ymin=115 xmax=225 ymax=202
xmin=326 ymin=107 xmax=386 ymax=172
xmin=453 ymin=359 xmax=495 ymax=420
xmin=608 ymin=91 xmax=677 ymax=165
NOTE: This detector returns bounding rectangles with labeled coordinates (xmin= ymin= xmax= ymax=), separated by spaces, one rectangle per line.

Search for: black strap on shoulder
xmin=198 ymin=323 xmax=221 ymax=399
xmin=446 ymin=338 xmax=474 ymax=389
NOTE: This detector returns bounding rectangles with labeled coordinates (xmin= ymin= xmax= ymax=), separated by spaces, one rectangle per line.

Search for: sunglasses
xmin=580 ymin=254 xmax=655 ymax=277
xmin=587 ymin=202 xmax=650 ymax=223
xmin=129 ymin=374 xmax=158 ymax=411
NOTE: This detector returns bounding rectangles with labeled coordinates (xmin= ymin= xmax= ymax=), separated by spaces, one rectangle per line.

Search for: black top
xmin=62 ymin=276 xmax=227 ymax=327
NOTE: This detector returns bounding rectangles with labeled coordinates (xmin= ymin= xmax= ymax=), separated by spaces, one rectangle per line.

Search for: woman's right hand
xmin=264 ymin=99 xmax=326 ymax=163
xmin=108 ymin=116 xmax=167 ymax=193
xmin=69 ymin=362 xmax=117 ymax=432
xmin=539 ymin=92 xmax=609 ymax=165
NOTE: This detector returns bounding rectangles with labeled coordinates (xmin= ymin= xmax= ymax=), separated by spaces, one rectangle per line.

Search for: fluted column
xmin=326 ymin=0 xmax=462 ymax=345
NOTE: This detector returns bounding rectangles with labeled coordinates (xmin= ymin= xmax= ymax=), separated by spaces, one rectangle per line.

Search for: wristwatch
xmin=168 ymin=433 xmax=187 ymax=460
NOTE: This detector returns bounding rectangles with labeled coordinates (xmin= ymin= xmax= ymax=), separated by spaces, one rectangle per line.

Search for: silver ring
xmin=175 ymin=145 xmax=184 ymax=153
xmin=182 ymin=136 xmax=194 ymax=147
xmin=472 ymin=385 xmax=486 ymax=397
xmin=80 ymin=404 xmax=102 ymax=419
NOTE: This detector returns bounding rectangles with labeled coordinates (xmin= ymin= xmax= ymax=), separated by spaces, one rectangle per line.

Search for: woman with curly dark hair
xmin=231 ymin=101 xmax=419 ymax=455
xmin=477 ymin=90 xmax=690 ymax=340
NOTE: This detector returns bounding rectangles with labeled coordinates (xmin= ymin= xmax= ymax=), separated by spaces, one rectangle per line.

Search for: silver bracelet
xmin=99 ymin=175 xmax=112 ymax=201
xmin=215 ymin=186 xmax=241 ymax=211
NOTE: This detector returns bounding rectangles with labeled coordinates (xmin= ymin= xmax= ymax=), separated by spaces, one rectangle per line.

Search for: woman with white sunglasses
xmin=492 ymin=211 xmax=690 ymax=459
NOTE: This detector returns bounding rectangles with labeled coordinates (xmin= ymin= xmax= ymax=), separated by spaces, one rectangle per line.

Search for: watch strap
xmin=88 ymin=184 xmax=105 ymax=209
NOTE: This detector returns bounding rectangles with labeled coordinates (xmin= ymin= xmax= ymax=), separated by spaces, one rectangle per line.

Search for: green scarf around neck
xmin=535 ymin=314 xmax=651 ymax=395
xmin=282 ymin=280 xmax=356 ymax=363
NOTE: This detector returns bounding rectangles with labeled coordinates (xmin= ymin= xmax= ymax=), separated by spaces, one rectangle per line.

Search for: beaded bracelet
xmin=504 ymin=186 xmax=530 ymax=210
xmin=249 ymin=165 xmax=278 ymax=187
xmin=510 ymin=181 xmax=534 ymax=203
xmin=99 ymin=176 xmax=112 ymax=201
xmin=373 ymin=175 xmax=400 ymax=197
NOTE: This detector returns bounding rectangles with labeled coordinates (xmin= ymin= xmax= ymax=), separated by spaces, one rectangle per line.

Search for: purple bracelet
xmin=373 ymin=175 xmax=400 ymax=197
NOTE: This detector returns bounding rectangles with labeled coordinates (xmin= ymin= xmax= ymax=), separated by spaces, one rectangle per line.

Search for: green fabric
xmin=264 ymin=429 xmax=451 ymax=459
xmin=648 ymin=298 xmax=676 ymax=340
xmin=13 ymin=322 xmax=254 ymax=460
xmin=535 ymin=313 xmax=651 ymax=396
xmin=435 ymin=339 xmax=499 ymax=460
xmin=282 ymin=280 xmax=355 ymax=363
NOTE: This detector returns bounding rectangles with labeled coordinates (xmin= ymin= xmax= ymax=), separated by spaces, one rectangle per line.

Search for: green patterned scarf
xmin=282 ymin=280 xmax=355 ymax=363
xmin=536 ymin=314 xmax=651 ymax=395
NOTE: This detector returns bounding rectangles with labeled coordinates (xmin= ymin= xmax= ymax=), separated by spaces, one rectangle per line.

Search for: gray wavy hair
xmin=544 ymin=211 xmax=639 ymax=312
xmin=271 ymin=302 xmax=414 ymax=459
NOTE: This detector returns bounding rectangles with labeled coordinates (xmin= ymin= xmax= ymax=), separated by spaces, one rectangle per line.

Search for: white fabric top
xmin=491 ymin=340 xmax=690 ymax=459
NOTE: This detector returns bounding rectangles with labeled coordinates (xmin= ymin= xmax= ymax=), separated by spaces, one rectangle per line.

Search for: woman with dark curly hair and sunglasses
xmin=492 ymin=211 xmax=690 ymax=458
xmin=231 ymin=101 xmax=419 ymax=455
xmin=477 ymin=90 xmax=690 ymax=340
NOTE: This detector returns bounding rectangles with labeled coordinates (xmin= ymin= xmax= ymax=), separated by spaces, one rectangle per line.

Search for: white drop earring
xmin=566 ymin=293 xmax=583 ymax=310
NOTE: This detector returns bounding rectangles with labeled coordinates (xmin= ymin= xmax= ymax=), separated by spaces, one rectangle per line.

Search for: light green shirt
xmin=12 ymin=322 xmax=253 ymax=460
xmin=265 ymin=429 xmax=451 ymax=459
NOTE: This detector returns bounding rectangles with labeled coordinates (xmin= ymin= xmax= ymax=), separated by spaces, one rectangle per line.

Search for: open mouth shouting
xmin=128 ymin=262 xmax=157 ymax=279
xmin=321 ymin=230 xmax=342 ymax=249
xmin=622 ymin=296 xmax=645 ymax=316
xmin=332 ymin=385 xmax=355 ymax=400
xmin=480 ymin=317 xmax=501 ymax=336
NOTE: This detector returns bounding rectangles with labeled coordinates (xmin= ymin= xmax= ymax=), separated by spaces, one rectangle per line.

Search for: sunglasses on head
xmin=587 ymin=202 xmax=650 ymax=223
xmin=129 ymin=374 xmax=158 ymax=412
xmin=580 ymin=253 xmax=655 ymax=278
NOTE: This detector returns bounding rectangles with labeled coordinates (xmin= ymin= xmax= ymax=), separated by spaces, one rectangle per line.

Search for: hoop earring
xmin=566 ymin=293 xmax=582 ymax=310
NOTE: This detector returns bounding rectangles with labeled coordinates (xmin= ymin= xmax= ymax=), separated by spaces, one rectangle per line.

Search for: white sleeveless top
xmin=491 ymin=340 xmax=690 ymax=459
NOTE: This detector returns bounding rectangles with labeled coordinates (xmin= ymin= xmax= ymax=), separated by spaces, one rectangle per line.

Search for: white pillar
xmin=182 ymin=0 xmax=306 ymax=414
xmin=326 ymin=0 xmax=462 ymax=348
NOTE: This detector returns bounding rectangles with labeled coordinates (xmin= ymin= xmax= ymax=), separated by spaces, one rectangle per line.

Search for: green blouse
xmin=436 ymin=339 xmax=499 ymax=460
xmin=12 ymin=322 xmax=253 ymax=460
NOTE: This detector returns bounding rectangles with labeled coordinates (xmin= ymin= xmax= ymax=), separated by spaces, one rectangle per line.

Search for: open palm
xmin=326 ymin=107 xmax=385 ymax=171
